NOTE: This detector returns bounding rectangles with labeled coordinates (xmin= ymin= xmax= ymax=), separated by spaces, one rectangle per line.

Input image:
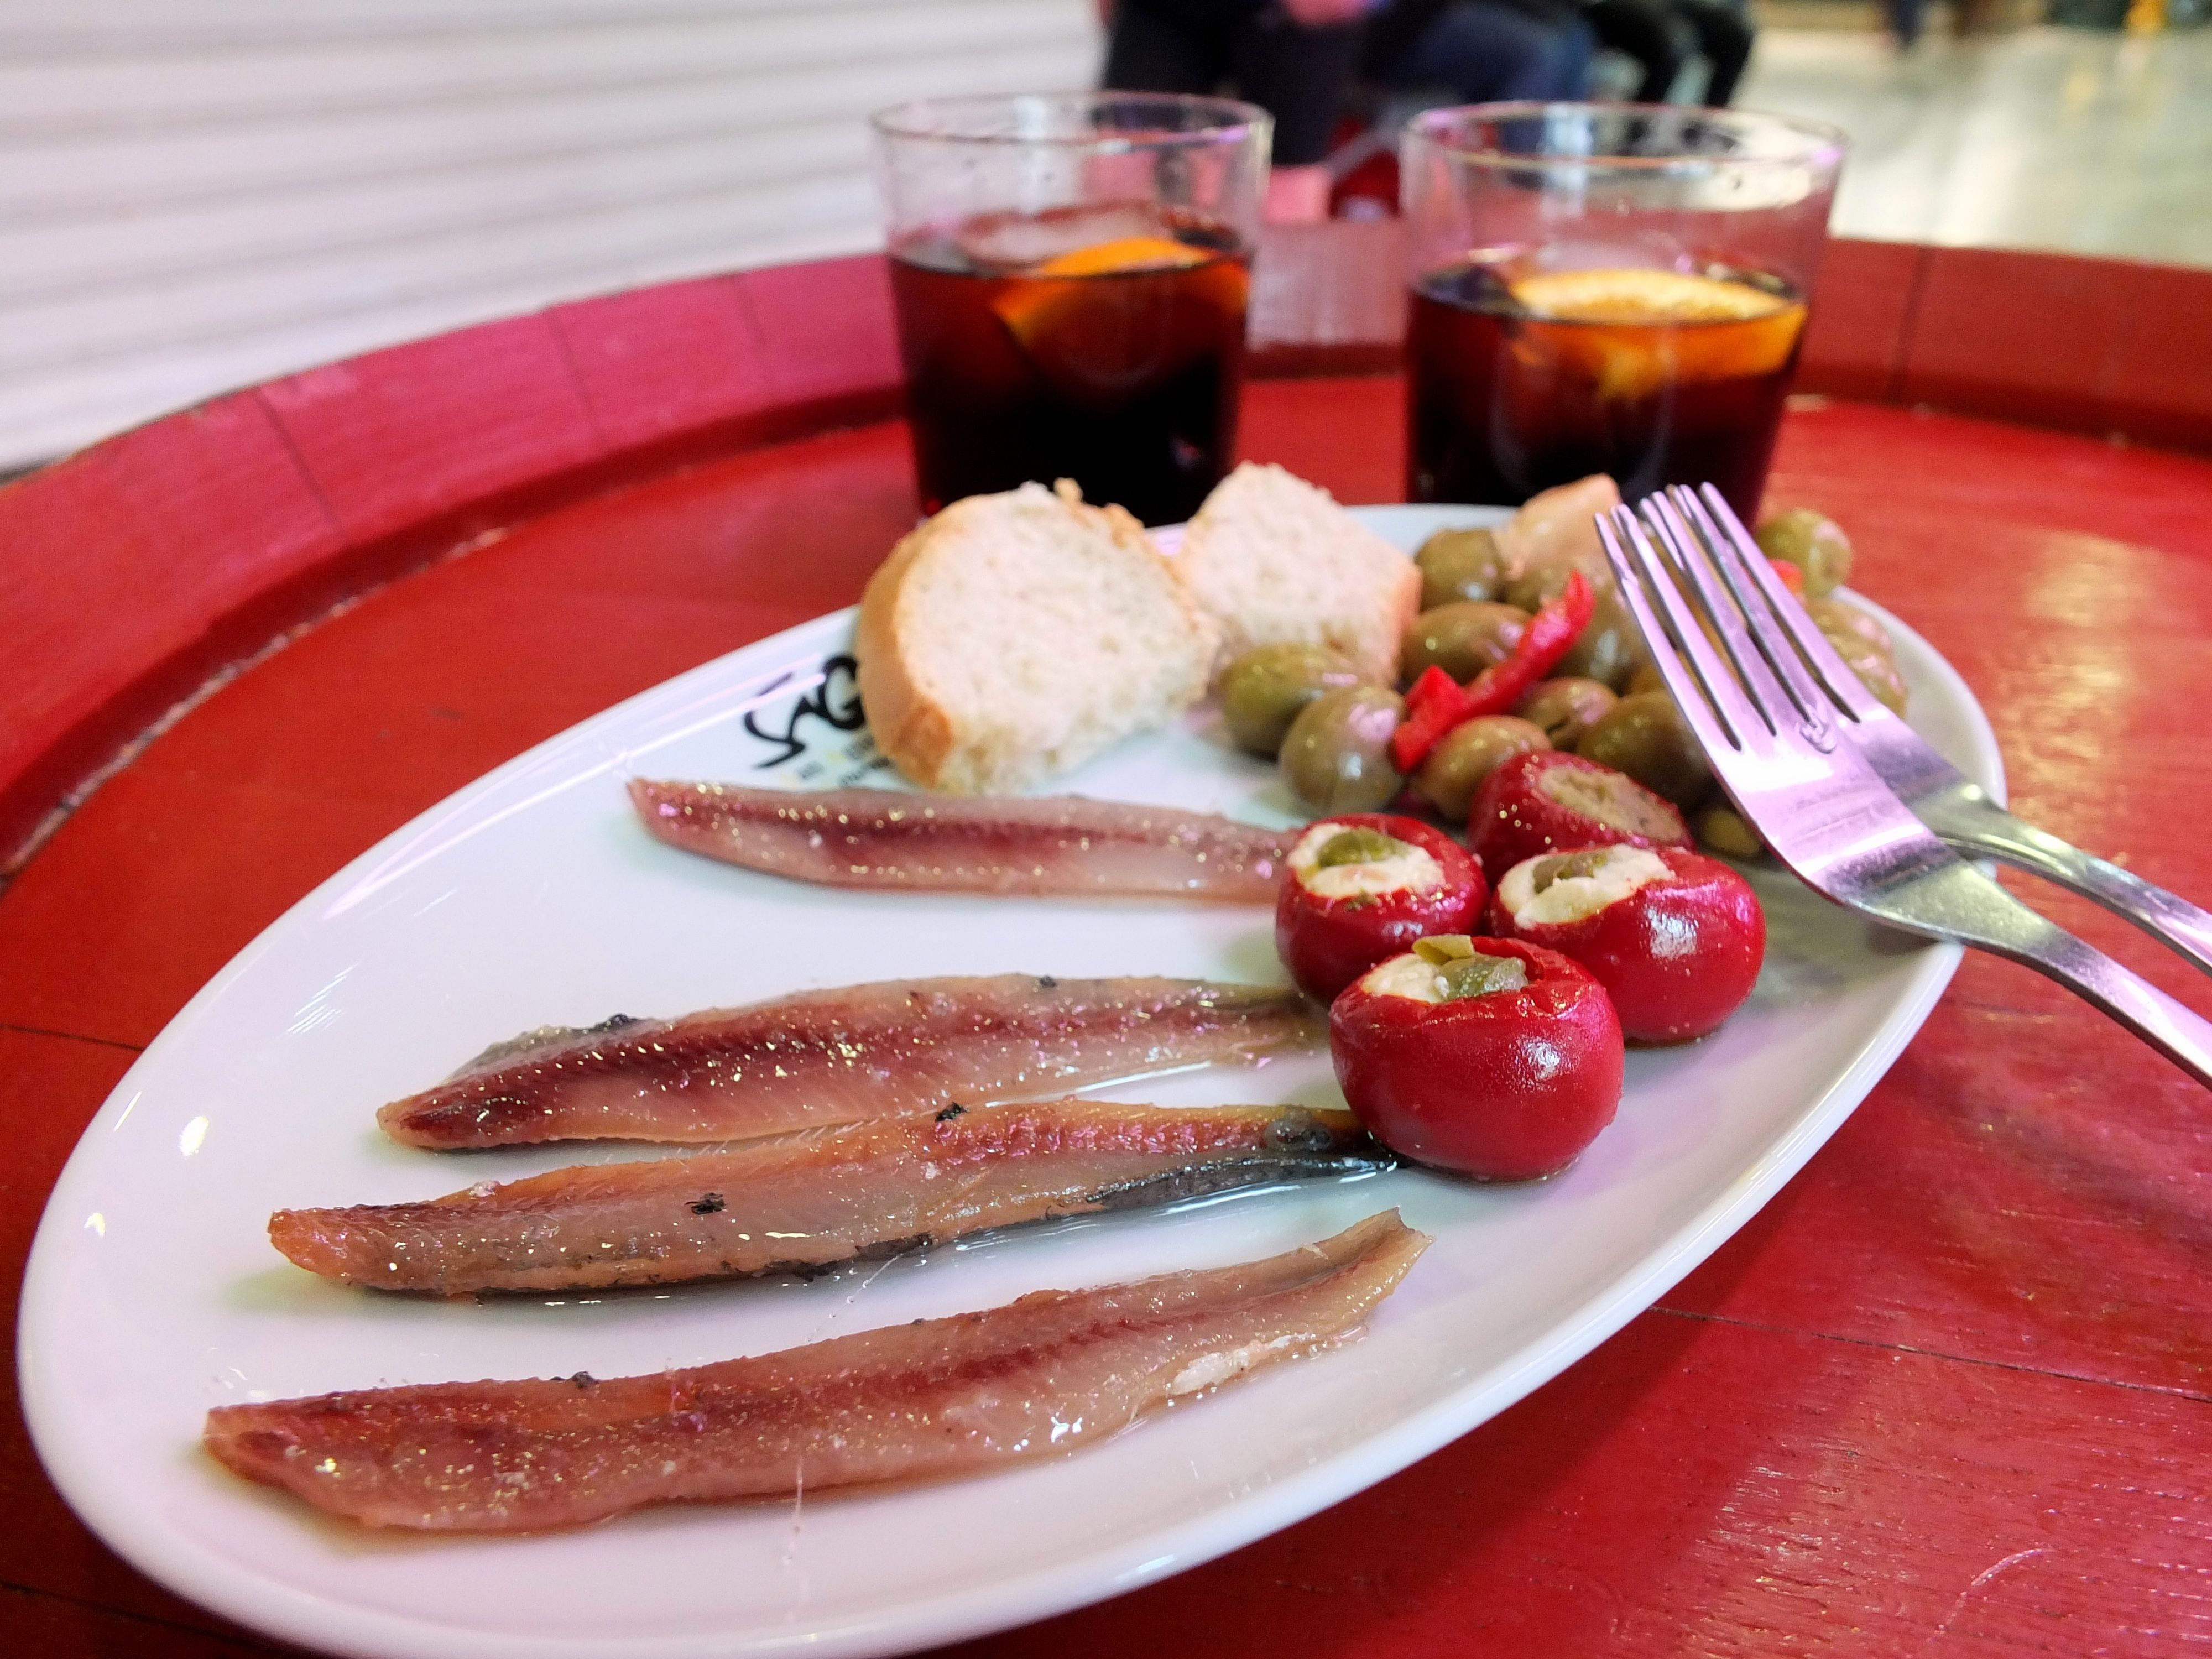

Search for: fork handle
xmin=1921 ymin=792 xmax=2212 ymax=980
xmin=1973 ymin=906 xmax=2212 ymax=1089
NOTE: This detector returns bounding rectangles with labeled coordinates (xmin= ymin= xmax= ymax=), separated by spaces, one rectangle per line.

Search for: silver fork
xmin=1599 ymin=497 xmax=2212 ymax=1090
xmin=1675 ymin=482 xmax=2212 ymax=981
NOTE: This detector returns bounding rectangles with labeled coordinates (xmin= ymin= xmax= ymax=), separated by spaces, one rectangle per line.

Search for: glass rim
xmin=1404 ymin=101 xmax=1849 ymax=173
xmin=870 ymin=90 xmax=1270 ymax=150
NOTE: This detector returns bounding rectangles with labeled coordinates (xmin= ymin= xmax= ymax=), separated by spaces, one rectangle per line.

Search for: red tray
xmin=4 ymin=232 xmax=2211 ymax=1658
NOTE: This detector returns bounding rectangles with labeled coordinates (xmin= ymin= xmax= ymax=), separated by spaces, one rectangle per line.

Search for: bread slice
xmin=856 ymin=481 xmax=1219 ymax=795
xmin=1171 ymin=462 xmax=1420 ymax=685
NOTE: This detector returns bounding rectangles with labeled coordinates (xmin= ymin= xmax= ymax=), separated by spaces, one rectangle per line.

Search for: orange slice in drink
xmin=1507 ymin=269 xmax=1806 ymax=403
xmin=994 ymin=235 xmax=1215 ymax=351
xmin=1031 ymin=235 xmax=1210 ymax=278
xmin=992 ymin=234 xmax=1245 ymax=409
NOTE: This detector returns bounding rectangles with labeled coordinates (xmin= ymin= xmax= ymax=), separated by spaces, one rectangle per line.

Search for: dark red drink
xmin=1407 ymin=260 xmax=1807 ymax=516
xmin=889 ymin=205 xmax=1249 ymax=526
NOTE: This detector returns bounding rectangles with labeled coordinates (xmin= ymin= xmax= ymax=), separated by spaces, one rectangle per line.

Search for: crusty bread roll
xmin=1171 ymin=462 xmax=1421 ymax=685
xmin=856 ymin=481 xmax=1219 ymax=795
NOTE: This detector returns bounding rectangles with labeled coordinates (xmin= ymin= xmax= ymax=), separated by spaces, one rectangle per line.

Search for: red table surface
xmin=6 ymin=261 xmax=2212 ymax=1655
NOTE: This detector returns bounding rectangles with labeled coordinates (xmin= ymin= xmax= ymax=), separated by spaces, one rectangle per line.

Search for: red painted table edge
xmin=4 ymin=236 xmax=2208 ymax=881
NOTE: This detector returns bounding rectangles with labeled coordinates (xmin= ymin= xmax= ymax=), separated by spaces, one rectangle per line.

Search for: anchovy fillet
xmin=278 ymin=1101 xmax=1392 ymax=1294
xmin=205 ymin=1211 xmax=1428 ymax=1531
xmin=377 ymin=974 xmax=1318 ymax=1150
xmin=629 ymin=782 xmax=1292 ymax=901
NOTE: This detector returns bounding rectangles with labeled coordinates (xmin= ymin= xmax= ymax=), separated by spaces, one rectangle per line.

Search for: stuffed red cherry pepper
xmin=1487 ymin=844 xmax=1765 ymax=1043
xmin=1468 ymin=749 xmax=1690 ymax=886
xmin=1329 ymin=935 xmax=1623 ymax=1181
xmin=1275 ymin=815 xmax=1488 ymax=1004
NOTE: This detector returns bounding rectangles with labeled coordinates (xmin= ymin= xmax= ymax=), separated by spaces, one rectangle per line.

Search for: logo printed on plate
xmin=738 ymin=651 xmax=892 ymax=785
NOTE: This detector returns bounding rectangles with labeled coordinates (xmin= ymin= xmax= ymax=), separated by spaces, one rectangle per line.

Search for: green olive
xmin=1694 ymin=802 xmax=1765 ymax=860
xmin=1625 ymin=661 xmax=1670 ymax=698
xmin=1807 ymin=596 xmax=1893 ymax=660
xmin=1577 ymin=691 xmax=1715 ymax=811
xmin=1413 ymin=934 xmax=1532 ymax=998
xmin=1401 ymin=602 xmax=1528 ymax=685
xmin=1756 ymin=508 xmax=1854 ymax=599
xmin=1615 ymin=640 xmax=1658 ymax=692
xmin=1217 ymin=643 xmax=1364 ymax=759
xmin=1414 ymin=526 xmax=1507 ymax=609
xmin=1314 ymin=826 xmax=1409 ymax=868
xmin=1556 ymin=587 xmax=1644 ymax=689
xmin=1436 ymin=952 xmax=1530 ymax=999
xmin=1413 ymin=715 xmax=1550 ymax=824
xmin=1515 ymin=677 xmax=1617 ymax=751
xmin=1281 ymin=685 xmax=1406 ymax=815
xmin=1830 ymin=638 xmax=1908 ymax=714
xmin=1528 ymin=848 xmax=1616 ymax=890
xmin=1413 ymin=933 xmax=1478 ymax=962
xmin=1411 ymin=936 xmax=1528 ymax=993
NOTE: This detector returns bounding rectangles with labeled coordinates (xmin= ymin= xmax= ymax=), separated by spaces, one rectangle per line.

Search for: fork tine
xmin=1638 ymin=493 xmax=1806 ymax=744
xmin=1689 ymin=483 xmax=1890 ymax=725
xmin=1665 ymin=487 xmax=1835 ymax=731
xmin=1597 ymin=507 xmax=1765 ymax=758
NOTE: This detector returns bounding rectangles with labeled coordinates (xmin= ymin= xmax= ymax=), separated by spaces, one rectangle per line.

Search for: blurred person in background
xmin=1582 ymin=0 xmax=1754 ymax=104
xmin=1102 ymin=0 xmax=1373 ymax=222
xmin=1104 ymin=0 xmax=1588 ymax=220
xmin=1363 ymin=0 xmax=1594 ymax=105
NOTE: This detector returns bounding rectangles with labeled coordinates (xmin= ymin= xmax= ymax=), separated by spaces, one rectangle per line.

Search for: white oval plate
xmin=19 ymin=505 xmax=2000 ymax=1659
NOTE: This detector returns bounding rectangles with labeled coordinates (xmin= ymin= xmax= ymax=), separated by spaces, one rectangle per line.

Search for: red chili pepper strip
xmin=1390 ymin=667 xmax=1470 ymax=775
xmin=1390 ymin=571 xmax=1597 ymax=773
xmin=1464 ymin=569 xmax=1595 ymax=718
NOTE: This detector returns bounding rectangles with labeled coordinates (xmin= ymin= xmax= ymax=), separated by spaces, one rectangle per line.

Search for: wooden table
xmin=5 ymin=228 xmax=2211 ymax=1657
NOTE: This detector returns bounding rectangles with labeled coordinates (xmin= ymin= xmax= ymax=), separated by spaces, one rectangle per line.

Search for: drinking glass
xmin=1401 ymin=103 xmax=1846 ymax=516
xmin=873 ymin=92 xmax=1270 ymax=526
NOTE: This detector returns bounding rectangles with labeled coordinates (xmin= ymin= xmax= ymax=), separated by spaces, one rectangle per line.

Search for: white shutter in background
xmin=0 ymin=0 xmax=1104 ymax=469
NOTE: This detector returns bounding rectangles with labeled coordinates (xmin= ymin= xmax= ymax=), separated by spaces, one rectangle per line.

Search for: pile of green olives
xmin=1753 ymin=510 xmax=1903 ymax=707
xmin=1805 ymin=593 xmax=1906 ymax=715
xmin=1211 ymin=504 xmax=1898 ymax=862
